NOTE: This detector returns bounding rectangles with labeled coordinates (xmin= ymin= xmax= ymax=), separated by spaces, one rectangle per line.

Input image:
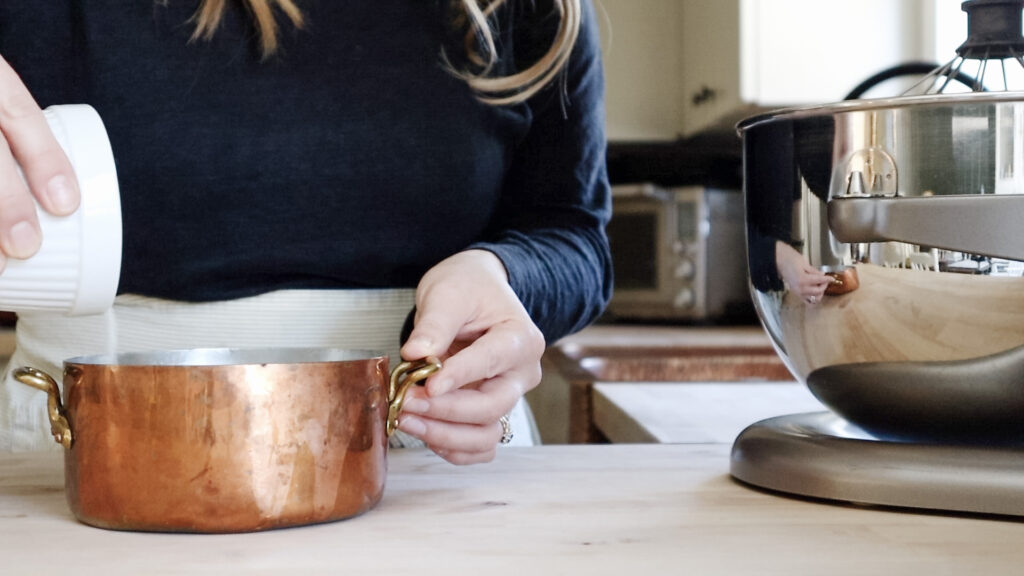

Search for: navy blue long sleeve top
xmin=0 ymin=0 xmax=612 ymax=343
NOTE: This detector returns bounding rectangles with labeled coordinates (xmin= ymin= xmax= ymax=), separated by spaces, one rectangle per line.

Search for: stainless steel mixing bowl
xmin=739 ymin=92 xmax=1024 ymax=444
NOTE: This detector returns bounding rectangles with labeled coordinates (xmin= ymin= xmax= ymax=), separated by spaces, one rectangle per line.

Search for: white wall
xmin=933 ymin=0 xmax=968 ymax=58
xmin=739 ymin=0 xmax=929 ymax=106
xmin=599 ymin=0 xmax=963 ymax=140
xmin=597 ymin=0 xmax=689 ymax=141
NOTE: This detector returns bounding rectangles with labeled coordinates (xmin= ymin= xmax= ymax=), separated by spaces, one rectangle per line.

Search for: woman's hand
xmin=0 ymin=55 xmax=80 ymax=271
xmin=775 ymin=240 xmax=831 ymax=304
xmin=398 ymin=249 xmax=545 ymax=465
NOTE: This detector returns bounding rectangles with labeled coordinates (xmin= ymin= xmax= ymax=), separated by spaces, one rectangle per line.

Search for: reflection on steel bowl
xmin=739 ymin=92 xmax=1024 ymax=443
xmin=820 ymin=265 xmax=858 ymax=295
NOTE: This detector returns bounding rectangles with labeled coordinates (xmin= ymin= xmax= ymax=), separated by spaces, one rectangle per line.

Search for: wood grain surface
xmin=3 ymin=445 xmax=1023 ymax=575
xmin=777 ymin=263 xmax=1024 ymax=376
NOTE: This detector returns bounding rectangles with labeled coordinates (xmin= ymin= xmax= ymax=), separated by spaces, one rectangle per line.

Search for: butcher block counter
xmin=4 ymin=445 xmax=1023 ymax=575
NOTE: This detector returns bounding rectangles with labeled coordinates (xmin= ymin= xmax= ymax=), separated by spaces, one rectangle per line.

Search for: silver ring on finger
xmin=499 ymin=413 xmax=513 ymax=445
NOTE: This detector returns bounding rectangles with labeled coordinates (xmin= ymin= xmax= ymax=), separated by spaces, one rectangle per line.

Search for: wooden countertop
xmin=3 ymin=445 xmax=1023 ymax=574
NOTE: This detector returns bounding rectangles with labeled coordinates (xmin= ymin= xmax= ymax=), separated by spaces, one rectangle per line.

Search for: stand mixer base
xmin=730 ymin=412 xmax=1024 ymax=517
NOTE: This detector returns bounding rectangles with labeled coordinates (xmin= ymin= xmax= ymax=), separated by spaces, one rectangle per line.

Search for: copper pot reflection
xmin=822 ymin=265 xmax=859 ymax=295
xmin=14 ymin=349 xmax=439 ymax=533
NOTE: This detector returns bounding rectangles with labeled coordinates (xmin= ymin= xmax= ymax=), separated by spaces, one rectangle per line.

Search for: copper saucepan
xmin=14 ymin=348 xmax=440 ymax=533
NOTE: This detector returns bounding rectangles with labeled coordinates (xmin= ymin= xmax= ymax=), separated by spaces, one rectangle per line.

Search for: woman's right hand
xmin=775 ymin=240 xmax=831 ymax=304
xmin=0 ymin=55 xmax=80 ymax=271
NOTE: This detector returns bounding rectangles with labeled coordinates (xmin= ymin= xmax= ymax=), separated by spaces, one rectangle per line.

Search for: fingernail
xmin=405 ymin=336 xmax=433 ymax=352
xmin=8 ymin=221 xmax=40 ymax=258
xmin=399 ymin=415 xmax=427 ymax=437
xmin=402 ymin=397 xmax=429 ymax=414
xmin=47 ymin=174 xmax=78 ymax=214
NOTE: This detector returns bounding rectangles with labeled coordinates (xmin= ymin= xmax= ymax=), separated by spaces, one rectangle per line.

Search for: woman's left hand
xmin=398 ymin=249 xmax=545 ymax=464
xmin=775 ymin=240 xmax=831 ymax=304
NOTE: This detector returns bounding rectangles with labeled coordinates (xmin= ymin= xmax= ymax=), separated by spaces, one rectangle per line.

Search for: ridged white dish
xmin=0 ymin=105 xmax=121 ymax=315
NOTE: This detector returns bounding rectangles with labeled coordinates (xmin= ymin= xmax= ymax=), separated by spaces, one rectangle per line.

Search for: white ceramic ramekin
xmin=0 ymin=104 xmax=121 ymax=315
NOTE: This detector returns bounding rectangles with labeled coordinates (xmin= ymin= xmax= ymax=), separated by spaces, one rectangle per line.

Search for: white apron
xmin=1 ymin=289 xmax=535 ymax=452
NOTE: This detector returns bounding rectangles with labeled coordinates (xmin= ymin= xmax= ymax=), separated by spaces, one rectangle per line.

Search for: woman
xmin=0 ymin=0 xmax=612 ymax=463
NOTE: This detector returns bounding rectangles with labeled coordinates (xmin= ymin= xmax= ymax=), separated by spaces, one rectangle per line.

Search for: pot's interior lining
xmin=66 ymin=347 xmax=385 ymax=367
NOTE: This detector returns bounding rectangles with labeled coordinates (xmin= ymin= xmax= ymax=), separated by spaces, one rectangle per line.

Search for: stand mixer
xmin=731 ymin=0 xmax=1024 ymax=517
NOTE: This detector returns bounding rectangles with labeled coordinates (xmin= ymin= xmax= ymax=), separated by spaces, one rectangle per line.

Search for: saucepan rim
xmin=64 ymin=347 xmax=386 ymax=367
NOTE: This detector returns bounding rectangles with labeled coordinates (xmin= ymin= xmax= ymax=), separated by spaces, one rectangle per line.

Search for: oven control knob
xmin=674 ymin=259 xmax=696 ymax=279
xmin=673 ymin=288 xmax=695 ymax=309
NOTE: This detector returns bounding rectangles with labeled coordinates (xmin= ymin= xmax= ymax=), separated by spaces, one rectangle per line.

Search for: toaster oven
xmin=603 ymin=183 xmax=751 ymax=322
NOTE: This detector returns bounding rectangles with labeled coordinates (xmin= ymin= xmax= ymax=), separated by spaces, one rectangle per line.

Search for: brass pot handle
xmin=386 ymin=356 xmax=442 ymax=437
xmin=14 ymin=358 xmax=443 ymax=446
xmin=12 ymin=367 xmax=73 ymax=449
